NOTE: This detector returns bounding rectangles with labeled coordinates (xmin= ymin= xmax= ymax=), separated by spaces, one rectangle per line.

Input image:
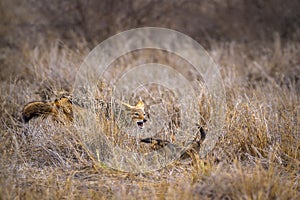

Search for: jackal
xmin=118 ymin=99 xmax=147 ymax=129
xmin=22 ymin=97 xmax=73 ymax=123
xmin=22 ymin=95 xmax=148 ymax=129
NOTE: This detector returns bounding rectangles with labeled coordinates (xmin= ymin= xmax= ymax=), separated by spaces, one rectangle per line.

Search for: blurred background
xmin=0 ymin=0 xmax=299 ymax=87
xmin=1 ymin=0 xmax=299 ymax=50
xmin=1 ymin=0 xmax=300 ymax=43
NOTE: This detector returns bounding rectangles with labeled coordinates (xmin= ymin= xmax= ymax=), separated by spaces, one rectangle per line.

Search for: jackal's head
xmin=120 ymin=99 xmax=147 ymax=129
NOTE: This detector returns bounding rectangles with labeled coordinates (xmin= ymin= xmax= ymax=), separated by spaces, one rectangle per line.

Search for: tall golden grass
xmin=0 ymin=34 xmax=299 ymax=200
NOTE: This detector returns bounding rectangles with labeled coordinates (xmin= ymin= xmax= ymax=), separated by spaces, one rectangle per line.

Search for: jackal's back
xmin=22 ymin=101 xmax=55 ymax=123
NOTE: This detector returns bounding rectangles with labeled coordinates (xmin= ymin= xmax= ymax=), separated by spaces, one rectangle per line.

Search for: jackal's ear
xmin=117 ymin=98 xmax=144 ymax=110
xmin=135 ymin=99 xmax=144 ymax=109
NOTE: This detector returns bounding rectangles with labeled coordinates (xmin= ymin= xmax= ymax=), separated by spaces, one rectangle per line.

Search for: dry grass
xmin=0 ymin=34 xmax=299 ymax=200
